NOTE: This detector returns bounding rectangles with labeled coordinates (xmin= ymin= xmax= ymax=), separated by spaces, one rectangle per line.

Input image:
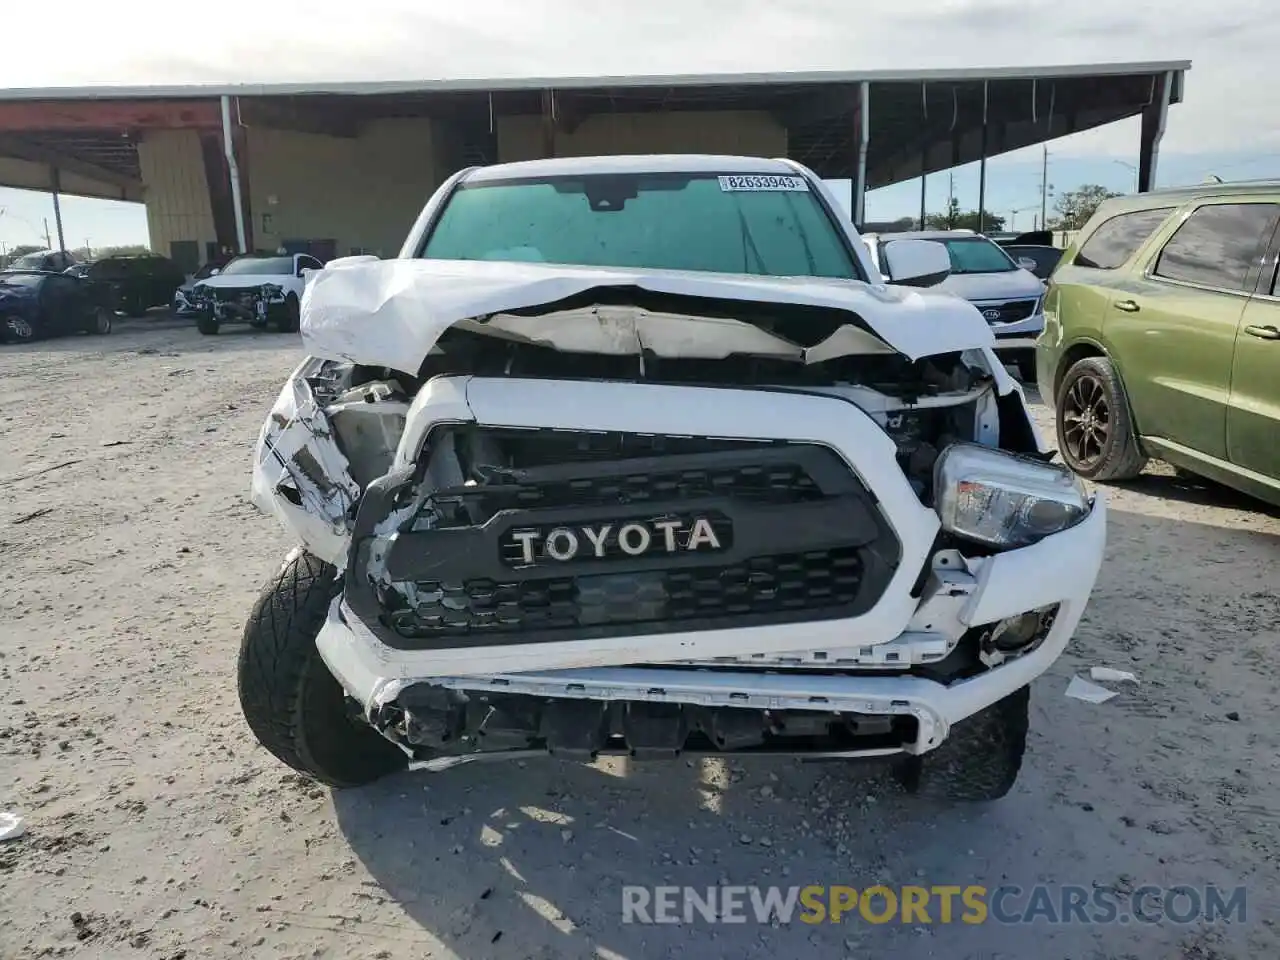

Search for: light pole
xmin=1112 ymin=160 xmax=1139 ymax=193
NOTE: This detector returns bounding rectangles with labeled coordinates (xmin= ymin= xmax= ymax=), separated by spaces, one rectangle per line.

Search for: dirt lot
xmin=2 ymin=317 xmax=1278 ymax=960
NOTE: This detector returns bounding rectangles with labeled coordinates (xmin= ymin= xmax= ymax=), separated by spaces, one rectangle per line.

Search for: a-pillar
xmin=1138 ymin=71 xmax=1174 ymax=193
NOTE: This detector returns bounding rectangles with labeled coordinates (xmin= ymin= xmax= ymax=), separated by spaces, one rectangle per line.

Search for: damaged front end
xmin=197 ymin=283 xmax=289 ymax=325
xmin=249 ymin=262 xmax=1104 ymax=769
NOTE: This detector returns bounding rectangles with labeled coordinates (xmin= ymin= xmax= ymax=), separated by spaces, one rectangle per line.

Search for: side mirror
xmin=880 ymin=239 xmax=951 ymax=288
xmin=209 ymin=267 xmax=221 ymax=276
xmin=1017 ymin=257 xmax=1038 ymax=271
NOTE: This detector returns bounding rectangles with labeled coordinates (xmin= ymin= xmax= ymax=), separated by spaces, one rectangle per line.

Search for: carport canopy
xmin=0 ymin=60 xmax=1189 ymax=237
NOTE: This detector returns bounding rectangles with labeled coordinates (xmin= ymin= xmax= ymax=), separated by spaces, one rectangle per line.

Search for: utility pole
xmin=42 ymin=218 xmax=52 ymax=249
xmin=1039 ymin=145 xmax=1049 ymax=229
xmin=51 ymin=168 xmax=66 ymax=253
xmin=947 ymin=171 xmax=955 ymax=228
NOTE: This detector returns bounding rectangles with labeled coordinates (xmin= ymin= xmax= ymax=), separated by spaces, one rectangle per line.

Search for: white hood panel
xmin=934 ymin=269 xmax=1044 ymax=302
xmin=300 ymin=258 xmax=997 ymax=374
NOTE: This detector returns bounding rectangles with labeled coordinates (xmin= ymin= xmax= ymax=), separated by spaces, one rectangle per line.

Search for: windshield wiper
xmin=782 ymin=193 xmax=818 ymax=274
xmin=735 ymin=204 xmax=768 ymax=275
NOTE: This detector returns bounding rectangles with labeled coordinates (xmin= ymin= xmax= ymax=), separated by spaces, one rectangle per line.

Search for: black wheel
xmin=274 ymin=295 xmax=300 ymax=333
xmin=895 ymin=687 xmax=1029 ymax=802
xmin=87 ymin=307 xmax=112 ymax=336
xmin=2 ymin=313 xmax=35 ymax=343
xmin=196 ymin=316 xmax=221 ymax=335
xmin=1055 ymin=355 xmax=1147 ymax=481
xmin=237 ymin=550 xmax=406 ymax=788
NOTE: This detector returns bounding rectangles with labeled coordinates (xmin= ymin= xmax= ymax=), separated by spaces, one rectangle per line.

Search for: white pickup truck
xmin=237 ymin=154 xmax=1106 ymax=802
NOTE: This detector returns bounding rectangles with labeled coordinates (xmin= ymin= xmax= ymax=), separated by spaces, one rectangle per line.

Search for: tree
xmin=1050 ymin=185 xmax=1121 ymax=230
xmin=923 ymin=197 xmax=1005 ymax=232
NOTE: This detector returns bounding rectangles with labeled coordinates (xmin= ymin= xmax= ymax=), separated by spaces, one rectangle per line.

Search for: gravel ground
xmin=2 ymin=317 xmax=1278 ymax=960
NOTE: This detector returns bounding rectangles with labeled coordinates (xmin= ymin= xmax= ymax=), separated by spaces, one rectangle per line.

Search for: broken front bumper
xmin=317 ymin=500 xmax=1103 ymax=755
xmin=307 ymin=374 xmax=1105 ymax=756
xmin=987 ymin=311 xmax=1044 ymax=353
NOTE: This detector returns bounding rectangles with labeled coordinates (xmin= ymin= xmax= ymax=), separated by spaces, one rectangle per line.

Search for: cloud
xmin=1 ymin=0 xmax=1274 ymax=157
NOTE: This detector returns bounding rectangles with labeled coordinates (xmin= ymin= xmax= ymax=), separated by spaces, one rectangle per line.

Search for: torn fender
xmin=250 ymin=358 xmax=361 ymax=569
xmin=300 ymin=257 xmax=997 ymax=375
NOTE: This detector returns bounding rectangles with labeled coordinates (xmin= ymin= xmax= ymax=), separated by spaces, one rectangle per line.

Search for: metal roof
xmin=0 ymin=61 xmax=1191 ymax=101
xmin=0 ymin=60 xmax=1191 ymax=202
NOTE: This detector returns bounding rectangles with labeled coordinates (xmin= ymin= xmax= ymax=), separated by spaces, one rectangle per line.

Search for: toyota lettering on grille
xmin=505 ymin=517 xmax=723 ymax=565
xmin=981 ymin=308 xmax=1003 ymax=322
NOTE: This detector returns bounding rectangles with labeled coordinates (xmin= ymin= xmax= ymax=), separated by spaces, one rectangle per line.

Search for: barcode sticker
xmin=718 ymin=175 xmax=809 ymax=192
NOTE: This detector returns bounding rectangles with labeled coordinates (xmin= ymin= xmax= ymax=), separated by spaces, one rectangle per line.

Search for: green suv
xmin=1037 ymin=182 xmax=1280 ymax=506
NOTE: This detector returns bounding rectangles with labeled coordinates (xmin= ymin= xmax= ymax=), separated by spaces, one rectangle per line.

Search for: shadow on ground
xmin=331 ymin=503 xmax=1278 ymax=960
xmin=1112 ymin=470 xmax=1280 ymax=517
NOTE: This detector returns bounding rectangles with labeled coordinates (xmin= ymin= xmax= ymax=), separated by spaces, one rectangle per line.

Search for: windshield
xmin=422 ymin=172 xmax=860 ymax=279
xmin=915 ymin=237 xmax=1019 ymax=275
xmin=9 ymin=253 xmax=49 ymax=270
xmin=221 ymin=256 xmax=294 ymax=276
xmin=0 ymin=274 xmax=42 ymax=289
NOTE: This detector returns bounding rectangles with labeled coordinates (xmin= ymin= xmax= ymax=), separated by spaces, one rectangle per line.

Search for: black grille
xmin=386 ymin=548 xmax=866 ymax=638
xmin=346 ymin=426 xmax=902 ymax=649
xmin=974 ymin=299 xmax=1038 ymax=323
xmin=445 ymin=461 xmax=823 ymax=518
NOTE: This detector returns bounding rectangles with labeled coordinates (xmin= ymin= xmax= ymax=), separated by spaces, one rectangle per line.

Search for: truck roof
xmin=462 ymin=154 xmax=799 ymax=183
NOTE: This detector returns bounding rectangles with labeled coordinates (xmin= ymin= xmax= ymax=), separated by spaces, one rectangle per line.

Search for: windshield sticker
xmin=718 ymin=175 xmax=809 ymax=192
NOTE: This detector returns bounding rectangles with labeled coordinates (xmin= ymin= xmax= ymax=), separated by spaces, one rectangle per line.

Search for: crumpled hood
xmin=300 ymin=258 xmax=997 ymax=373
xmin=934 ymin=268 xmax=1044 ymax=302
xmin=194 ymin=274 xmax=290 ymax=291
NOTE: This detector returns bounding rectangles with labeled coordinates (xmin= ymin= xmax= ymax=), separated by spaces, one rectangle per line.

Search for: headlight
xmin=933 ymin=443 xmax=1089 ymax=549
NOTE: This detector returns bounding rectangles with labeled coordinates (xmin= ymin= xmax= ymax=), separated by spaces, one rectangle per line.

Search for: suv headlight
xmin=934 ymin=443 xmax=1089 ymax=549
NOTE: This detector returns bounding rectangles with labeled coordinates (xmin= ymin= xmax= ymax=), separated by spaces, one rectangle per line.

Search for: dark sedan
xmin=1002 ymin=244 xmax=1063 ymax=281
xmin=0 ymin=270 xmax=114 ymax=344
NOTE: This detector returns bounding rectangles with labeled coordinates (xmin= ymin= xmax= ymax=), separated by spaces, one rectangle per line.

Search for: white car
xmin=191 ymin=252 xmax=323 ymax=334
xmin=862 ymin=229 xmax=1047 ymax=380
xmin=237 ymin=155 xmax=1106 ymax=802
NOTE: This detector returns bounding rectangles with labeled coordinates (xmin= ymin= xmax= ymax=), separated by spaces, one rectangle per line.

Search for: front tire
xmin=274 ymin=295 xmax=300 ymax=333
xmin=87 ymin=307 xmax=112 ymax=335
xmin=895 ymin=687 xmax=1029 ymax=801
xmin=1055 ymin=355 xmax=1147 ymax=481
xmin=196 ymin=316 xmax=220 ymax=335
xmin=2 ymin=313 xmax=35 ymax=343
xmin=237 ymin=550 xmax=406 ymax=788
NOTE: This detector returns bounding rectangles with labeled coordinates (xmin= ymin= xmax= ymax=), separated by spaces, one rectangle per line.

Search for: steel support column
xmin=977 ymin=81 xmax=989 ymax=233
xmin=852 ymin=81 xmax=870 ymax=229
xmin=1138 ymin=71 xmax=1173 ymax=193
xmin=220 ymin=95 xmax=248 ymax=254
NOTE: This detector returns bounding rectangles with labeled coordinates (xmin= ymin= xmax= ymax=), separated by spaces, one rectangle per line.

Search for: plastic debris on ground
xmin=0 ymin=812 xmax=26 ymax=841
xmin=1090 ymin=666 xmax=1139 ymax=684
xmin=1065 ymin=676 xmax=1119 ymax=704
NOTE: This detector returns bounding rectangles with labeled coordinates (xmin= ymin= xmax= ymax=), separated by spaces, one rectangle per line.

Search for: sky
xmin=2 ymin=0 xmax=1277 ymax=250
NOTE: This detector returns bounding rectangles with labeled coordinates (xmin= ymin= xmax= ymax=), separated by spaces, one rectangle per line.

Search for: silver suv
xmin=863 ymin=229 xmax=1046 ymax=379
